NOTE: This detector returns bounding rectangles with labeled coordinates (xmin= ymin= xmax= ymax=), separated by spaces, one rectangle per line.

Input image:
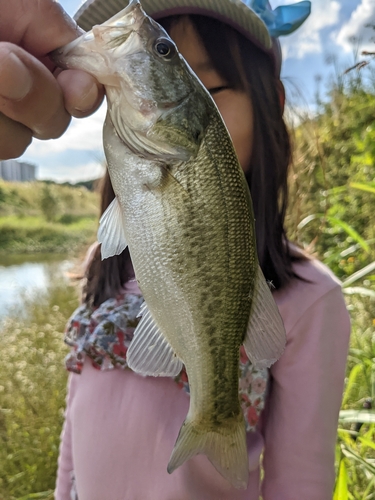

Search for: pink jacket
xmin=55 ymin=256 xmax=350 ymax=500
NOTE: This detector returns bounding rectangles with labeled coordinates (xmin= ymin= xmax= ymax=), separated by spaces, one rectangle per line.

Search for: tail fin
xmin=167 ymin=415 xmax=248 ymax=490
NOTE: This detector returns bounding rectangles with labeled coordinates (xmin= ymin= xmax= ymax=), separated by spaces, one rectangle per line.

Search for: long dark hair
xmin=83 ymin=14 xmax=304 ymax=307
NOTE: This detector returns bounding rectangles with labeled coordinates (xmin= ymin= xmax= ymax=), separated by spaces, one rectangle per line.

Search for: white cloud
xmin=39 ymin=160 xmax=105 ymax=183
xmin=336 ymin=0 xmax=375 ymax=53
xmin=26 ymin=103 xmax=107 ymax=158
xmin=19 ymin=102 xmax=107 ymax=183
xmin=276 ymin=0 xmax=341 ymax=59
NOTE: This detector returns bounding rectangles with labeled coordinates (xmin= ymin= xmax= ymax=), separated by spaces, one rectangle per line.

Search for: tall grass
xmin=0 ymin=277 xmax=79 ymax=499
xmin=286 ymin=66 xmax=375 ymax=495
xmin=334 ymin=293 xmax=375 ymax=499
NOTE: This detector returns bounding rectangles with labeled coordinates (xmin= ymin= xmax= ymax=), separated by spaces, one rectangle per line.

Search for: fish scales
xmin=51 ymin=0 xmax=285 ymax=490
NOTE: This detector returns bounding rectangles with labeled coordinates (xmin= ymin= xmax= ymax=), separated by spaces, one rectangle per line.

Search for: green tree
xmin=40 ymin=184 xmax=60 ymax=222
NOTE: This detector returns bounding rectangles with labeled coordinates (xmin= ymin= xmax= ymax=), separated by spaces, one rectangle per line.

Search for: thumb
xmin=0 ymin=0 xmax=82 ymax=57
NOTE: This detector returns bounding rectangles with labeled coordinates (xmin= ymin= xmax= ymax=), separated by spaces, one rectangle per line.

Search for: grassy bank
xmin=0 ymin=180 xmax=99 ymax=254
xmin=0 ymin=215 xmax=97 ymax=254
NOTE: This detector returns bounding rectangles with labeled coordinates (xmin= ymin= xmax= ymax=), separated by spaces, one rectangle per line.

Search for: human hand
xmin=0 ymin=0 xmax=104 ymax=159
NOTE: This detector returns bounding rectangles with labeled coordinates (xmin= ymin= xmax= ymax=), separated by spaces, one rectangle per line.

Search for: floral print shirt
xmin=64 ymin=292 xmax=269 ymax=432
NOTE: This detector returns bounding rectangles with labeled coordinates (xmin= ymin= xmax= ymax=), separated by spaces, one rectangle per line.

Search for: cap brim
xmin=74 ymin=0 xmax=272 ymax=51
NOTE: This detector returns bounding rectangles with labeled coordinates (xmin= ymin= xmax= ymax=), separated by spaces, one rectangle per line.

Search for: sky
xmin=19 ymin=0 xmax=375 ymax=183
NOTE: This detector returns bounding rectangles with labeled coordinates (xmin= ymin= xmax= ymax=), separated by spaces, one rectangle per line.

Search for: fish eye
xmin=156 ymin=42 xmax=170 ymax=55
xmin=154 ymin=38 xmax=176 ymax=59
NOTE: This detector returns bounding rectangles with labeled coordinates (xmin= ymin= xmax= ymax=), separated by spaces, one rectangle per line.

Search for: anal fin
xmin=127 ymin=302 xmax=183 ymax=377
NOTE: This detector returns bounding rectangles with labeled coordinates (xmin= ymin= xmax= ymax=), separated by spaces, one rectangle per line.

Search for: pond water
xmin=0 ymin=254 xmax=73 ymax=318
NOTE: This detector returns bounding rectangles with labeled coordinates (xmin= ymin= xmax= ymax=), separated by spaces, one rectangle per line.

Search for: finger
xmin=0 ymin=0 xmax=82 ymax=55
xmin=0 ymin=113 xmax=32 ymax=160
xmin=57 ymin=70 xmax=105 ymax=118
xmin=0 ymin=43 xmax=71 ymax=140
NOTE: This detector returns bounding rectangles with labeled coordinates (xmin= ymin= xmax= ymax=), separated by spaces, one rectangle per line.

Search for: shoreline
xmin=0 ymin=215 xmax=97 ymax=254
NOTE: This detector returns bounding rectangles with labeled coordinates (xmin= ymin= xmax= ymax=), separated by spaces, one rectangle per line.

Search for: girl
xmin=55 ymin=1 xmax=351 ymax=499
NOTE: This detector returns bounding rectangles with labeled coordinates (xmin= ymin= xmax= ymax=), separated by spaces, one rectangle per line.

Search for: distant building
xmin=0 ymin=159 xmax=36 ymax=182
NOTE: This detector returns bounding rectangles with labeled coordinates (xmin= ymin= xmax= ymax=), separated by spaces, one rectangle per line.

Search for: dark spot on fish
xmin=206 ymin=325 xmax=216 ymax=337
xmin=192 ymin=129 xmax=202 ymax=142
xmin=209 ymin=283 xmax=222 ymax=295
xmin=210 ymin=347 xmax=218 ymax=357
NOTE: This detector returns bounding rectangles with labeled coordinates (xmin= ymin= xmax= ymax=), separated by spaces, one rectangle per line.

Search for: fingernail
xmin=74 ymin=82 xmax=99 ymax=113
xmin=0 ymin=52 xmax=33 ymax=100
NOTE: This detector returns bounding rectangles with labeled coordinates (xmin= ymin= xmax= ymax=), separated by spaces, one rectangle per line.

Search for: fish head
xmin=52 ymin=0 xmax=211 ymax=161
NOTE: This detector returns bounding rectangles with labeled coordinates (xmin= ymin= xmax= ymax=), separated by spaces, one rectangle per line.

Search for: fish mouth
xmin=49 ymin=48 xmax=67 ymax=69
xmin=49 ymin=35 xmax=88 ymax=69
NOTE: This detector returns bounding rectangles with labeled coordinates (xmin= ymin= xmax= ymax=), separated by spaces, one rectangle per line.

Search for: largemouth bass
xmin=53 ymin=0 xmax=285 ymax=489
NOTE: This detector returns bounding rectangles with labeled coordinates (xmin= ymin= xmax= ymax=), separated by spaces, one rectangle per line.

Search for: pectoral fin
xmin=97 ymin=197 xmax=127 ymax=260
xmin=127 ymin=302 xmax=183 ymax=377
xmin=243 ymin=265 xmax=286 ymax=368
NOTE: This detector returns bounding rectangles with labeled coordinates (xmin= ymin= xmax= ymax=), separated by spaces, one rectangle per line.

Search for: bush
xmin=58 ymin=214 xmax=81 ymax=225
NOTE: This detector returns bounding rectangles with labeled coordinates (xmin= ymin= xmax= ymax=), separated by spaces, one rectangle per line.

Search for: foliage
xmin=0 ymin=277 xmax=79 ymax=499
xmin=0 ymin=180 xmax=99 ymax=220
xmin=287 ymin=71 xmax=375 ymax=281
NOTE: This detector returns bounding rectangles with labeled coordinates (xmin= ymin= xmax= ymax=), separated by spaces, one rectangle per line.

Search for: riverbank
xmin=0 ymin=253 xmax=75 ymax=318
xmin=0 ymin=180 xmax=99 ymax=254
xmin=0 ymin=215 xmax=97 ymax=253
